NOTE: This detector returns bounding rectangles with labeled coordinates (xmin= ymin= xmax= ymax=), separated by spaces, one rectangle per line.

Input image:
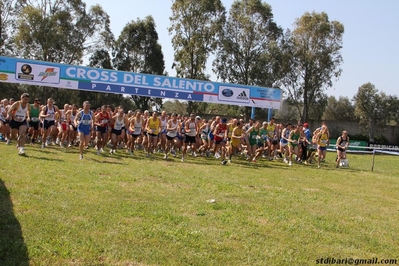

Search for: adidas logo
xmin=237 ymin=91 xmax=249 ymax=100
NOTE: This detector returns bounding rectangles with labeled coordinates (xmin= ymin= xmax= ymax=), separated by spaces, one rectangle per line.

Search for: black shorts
xmin=29 ymin=121 xmax=39 ymax=130
xmin=167 ymin=135 xmax=176 ymax=141
xmin=338 ymin=148 xmax=346 ymax=152
xmin=214 ymin=139 xmax=226 ymax=145
xmin=111 ymin=128 xmax=122 ymax=136
xmin=185 ymin=135 xmax=196 ymax=144
xmin=70 ymin=124 xmax=77 ymax=132
xmin=10 ymin=119 xmax=27 ymax=129
xmin=148 ymin=133 xmax=158 ymax=138
xmin=272 ymin=140 xmax=278 ymax=145
xmin=96 ymin=126 xmax=107 ymax=134
xmin=132 ymin=133 xmax=141 ymax=138
xmin=43 ymin=120 xmax=55 ymax=130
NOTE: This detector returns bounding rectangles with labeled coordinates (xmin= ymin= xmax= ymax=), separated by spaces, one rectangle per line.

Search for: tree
xmin=0 ymin=0 xmax=17 ymax=54
xmin=84 ymin=49 xmax=135 ymax=110
xmin=354 ymin=83 xmax=391 ymax=142
xmin=274 ymin=98 xmax=300 ymax=121
xmin=169 ymin=0 xmax=226 ymax=114
xmin=10 ymin=0 xmax=112 ymax=104
xmin=213 ymin=0 xmax=283 ymax=118
xmin=14 ymin=0 xmax=111 ymax=64
xmin=113 ymin=16 xmax=165 ymax=111
xmin=280 ymin=12 xmax=344 ymax=122
xmin=323 ymin=95 xmax=356 ymax=121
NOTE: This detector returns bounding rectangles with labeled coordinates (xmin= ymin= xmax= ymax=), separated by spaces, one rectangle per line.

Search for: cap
xmin=303 ymin=123 xmax=309 ymax=127
xmin=21 ymin=93 xmax=30 ymax=98
xmin=262 ymin=122 xmax=268 ymax=126
xmin=34 ymin=98 xmax=40 ymax=101
xmin=195 ymin=116 xmax=201 ymax=120
xmin=221 ymin=118 xmax=227 ymax=123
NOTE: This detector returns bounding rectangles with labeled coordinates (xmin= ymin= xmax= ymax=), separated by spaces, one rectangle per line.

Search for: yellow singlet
xmin=318 ymin=133 xmax=328 ymax=147
xmin=267 ymin=124 xmax=275 ymax=138
xmin=231 ymin=127 xmax=242 ymax=147
xmin=148 ymin=117 xmax=160 ymax=135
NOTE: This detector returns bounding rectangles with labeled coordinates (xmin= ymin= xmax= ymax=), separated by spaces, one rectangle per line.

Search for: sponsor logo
xmin=221 ymin=88 xmax=234 ymax=97
xmin=39 ymin=68 xmax=57 ymax=81
xmin=0 ymin=73 xmax=8 ymax=81
xmin=18 ymin=64 xmax=34 ymax=80
xmin=237 ymin=91 xmax=249 ymax=101
xmin=66 ymin=81 xmax=72 ymax=87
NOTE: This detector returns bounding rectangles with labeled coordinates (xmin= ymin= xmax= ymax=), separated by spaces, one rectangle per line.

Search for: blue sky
xmin=84 ymin=0 xmax=399 ymax=99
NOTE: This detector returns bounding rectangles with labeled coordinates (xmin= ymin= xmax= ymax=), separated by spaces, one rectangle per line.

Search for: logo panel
xmin=218 ymin=86 xmax=250 ymax=104
xmin=16 ymin=62 xmax=60 ymax=84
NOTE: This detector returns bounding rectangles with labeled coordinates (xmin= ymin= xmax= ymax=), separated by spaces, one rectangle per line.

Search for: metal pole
xmin=371 ymin=149 xmax=376 ymax=172
xmin=251 ymin=107 xmax=255 ymax=119
xmin=268 ymin=108 xmax=272 ymax=121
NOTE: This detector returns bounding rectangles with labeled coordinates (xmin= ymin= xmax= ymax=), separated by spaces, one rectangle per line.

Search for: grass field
xmin=1 ymin=143 xmax=399 ymax=266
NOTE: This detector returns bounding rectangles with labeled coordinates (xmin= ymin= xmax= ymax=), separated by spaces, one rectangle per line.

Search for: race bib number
xmin=31 ymin=117 xmax=39 ymax=122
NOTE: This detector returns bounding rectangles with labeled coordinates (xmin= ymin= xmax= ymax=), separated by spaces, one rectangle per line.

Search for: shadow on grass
xmin=0 ymin=179 xmax=29 ymax=266
xmin=24 ymin=155 xmax=64 ymax=162
xmin=89 ymin=157 xmax=126 ymax=165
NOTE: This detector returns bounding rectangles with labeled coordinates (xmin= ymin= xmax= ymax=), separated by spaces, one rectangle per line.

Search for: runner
xmin=164 ymin=113 xmax=179 ymax=159
xmin=127 ymin=110 xmax=144 ymax=155
xmin=0 ymin=99 xmax=8 ymax=142
xmin=316 ymin=126 xmax=329 ymax=169
xmin=94 ymin=105 xmax=111 ymax=154
xmin=65 ymin=104 xmax=78 ymax=147
xmin=253 ymin=122 xmax=268 ymax=162
xmin=213 ymin=117 xmax=229 ymax=165
xmin=159 ymin=111 xmax=168 ymax=152
xmin=287 ymin=125 xmax=301 ymax=166
xmin=145 ymin=111 xmax=161 ymax=157
xmin=198 ymin=119 xmax=211 ymax=156
xmin=280 ymin=123 xmax=291 ymax=164
xmin=335 ymin=130 xmax=349 ymax=168
xmin=28 ymin=98 xmax=41 ymax=144
xmin=228 ymin=121 xmax=244 ymax=163
xmin=57 ymin=103 xmax=70 ymax=147
xmin=301 ymin=123 xmax=311 ymax=163
xmin=266 ymin=117 xmax=278 ymax=160
xmin=7 ymin=93 xmax=31 ymax=155
xmin=110 ymin=106 xmax=128 ymax=154
xmin=40 ymin=98 xmax=60 ymax=148
xmin=181 ymin=113 xmax=199 ymax=162
xmin=246 ymin=120 xmax=260 ymax=162
xmin=74 ymin=101 xmax=94 ymax=159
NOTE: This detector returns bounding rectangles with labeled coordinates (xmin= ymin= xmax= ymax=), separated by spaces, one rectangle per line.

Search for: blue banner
xmin=0 ymin=56 xmax=282 ymax=108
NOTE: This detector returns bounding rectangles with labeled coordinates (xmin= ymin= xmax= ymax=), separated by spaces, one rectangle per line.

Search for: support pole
xmin=267 ymin=108 xmax=273 ymax=121
xmin=251 ymin=107 xmax=255 ymax=119
xmin=371 ymin=149 xmax=376 ymax=172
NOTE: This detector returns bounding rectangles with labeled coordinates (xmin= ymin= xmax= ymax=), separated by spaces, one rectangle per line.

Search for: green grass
xmin=1 ymin=143 xmax=399 ymax=266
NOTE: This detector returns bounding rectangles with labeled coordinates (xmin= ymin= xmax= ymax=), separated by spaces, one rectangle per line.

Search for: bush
xmin=349 ymin=133 xmax=369 ymax=142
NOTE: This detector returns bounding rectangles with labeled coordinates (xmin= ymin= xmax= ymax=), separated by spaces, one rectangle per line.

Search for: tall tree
xmin=213 ymin=0 xmax=283 ymax=118
xmin=280 ymin=12 xmax=344 ymax=122
xmin=0 ymin=0 xmax=17 ymax=54
xmin=169 ymin=0 xmax=225 ymax=114
xmin=323 ymin=95 xmax=356 ymax=121
xmin=11 ymin=0 xmax=112 ymax=103
xmin=83 ymin=49 xmax=135 ymax=110
xmin=353 ymin=83 xmax=391 ymax=142
xmin=113 ymin=16 xmax=165 ymax=111
xmin=14 ymin=0 xmax=111 ymax=64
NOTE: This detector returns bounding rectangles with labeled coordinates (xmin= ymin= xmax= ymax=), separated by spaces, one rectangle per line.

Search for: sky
xmin=83 ymin=0 xmax=399 ymax=99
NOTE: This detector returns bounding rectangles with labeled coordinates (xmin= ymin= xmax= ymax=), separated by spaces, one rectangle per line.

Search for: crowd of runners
xmin=0 ymin=93 xmax=350 ymax=168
